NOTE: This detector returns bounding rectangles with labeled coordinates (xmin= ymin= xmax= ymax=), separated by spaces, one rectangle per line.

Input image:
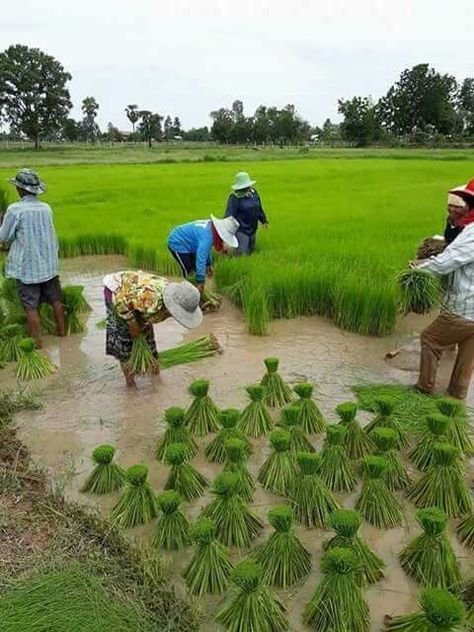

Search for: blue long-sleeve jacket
xmin=167 ymin=220 xmax=213 ymax=282
xmin=225 ymin=189 xmax=267 ymax=236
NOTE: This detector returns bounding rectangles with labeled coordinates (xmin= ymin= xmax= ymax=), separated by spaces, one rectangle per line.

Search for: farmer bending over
xmin=0 ymin=169 xmax=65 ymax=348
xmin=103 ymin=270 xmax=202 ymax=387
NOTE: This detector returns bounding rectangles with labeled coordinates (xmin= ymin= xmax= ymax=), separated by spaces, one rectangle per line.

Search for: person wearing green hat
xmin=224 ymin=171 xmax=268 ymax=255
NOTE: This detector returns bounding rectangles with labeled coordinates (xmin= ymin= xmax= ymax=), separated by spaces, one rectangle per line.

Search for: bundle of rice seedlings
xmin=216 ymin=560 xmax=288 ymax=632
xmin=110 ymin=464 xmax=157 ymax=528
xmin=304 ymin=547 xmax=370 ymax=632
xmin=260 ymin=357 xmax=293 ymax=407
xmin=289 ymin=451 xmax=339 ymax=528
xmin=126 ymin=334 xmax=159 ymax=375
xmin=152 ymin=490 xmax=190 ymax=551
xmin=71 ymin=284 xmax=92 ymax=312
xmin=223 ymin=438 xmax=255 ymax=502
xmin=293 ymin=382 xmax=326 ymax=433
xmin=188 ymin=274 xmax=223 ymax=311
xmin=399 ymin=507 xmax=461 ymax=590
xmin=435 ymin=398 xmax=474 ymax=457
xmin=164 ymin=442 xmax=208 ymax=502
xmin=205 ymin=408 xmax=251 ymax=463
xmin=238 ymin=384 xmax=273 ymax=437
xmin=15 ymin=338 xmax=56 ymax=380
xmin=38 ymin=303 xmax=57 ymax=334
xmin=280 ymin=404 xmax=314 ymax=452
xmin=183 ymin=517 xmax=233 ymax=596
xmin=384 ymin=587 xmax=466 ymax=631
xmin=336 ymin=401 xmax=373 ymax=460
xmin=62 ymin=285 xmax=87 ymax=334
xmin=355 ymin=456 xmax=403 ymax=528
xmin=457 ymin=513 xmax=474 ymax=550
xmin=319 ymin=425 xmax=356 ymax=492
xmin=257 ymin=429 xmax=297 ymax=497
xmin=397 ymin=268 xmax=441 ymax=315
xmin=202 ymin=472 xmax=263 ymax=547
xmin=372 ymin=427 xmax=411 ymax=491
xmin=184 ymin=379 xmax=220 ymax=435
xmin=254 ymin=505 xmax=311 ymax=589
xmin=159 ymin=334 xmax=222 ymax=369
xmin=365 ymin=395 xmax=409 ymax=450
xmin=325 ymin=509 xmax=385 ymax=585
xmin=81 ymin=444 xmax=125 ymax=494
xmin=409 ymin=414 xmax=450 ymax=472
xmin=407 ymin=442 xmax=471 ymax=517
xmin=0 ymin=323 xmax=24 ymax=362
xmin=155 ymin=406 xmax=197 ymax=462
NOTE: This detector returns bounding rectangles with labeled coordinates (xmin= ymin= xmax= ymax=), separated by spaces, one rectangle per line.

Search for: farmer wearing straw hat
xmin=0 ymin=168 xmax=65 ymax=348
xmin=224 ymin=171 xmax=268 ymax=255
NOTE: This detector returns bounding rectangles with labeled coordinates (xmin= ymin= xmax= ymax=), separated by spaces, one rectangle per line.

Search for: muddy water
xmin=7 ymin=256 xmax=474 ymax=632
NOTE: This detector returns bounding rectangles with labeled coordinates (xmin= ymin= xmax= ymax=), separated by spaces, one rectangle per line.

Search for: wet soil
xmin=4 ymin=256 xmax=474 ymax=631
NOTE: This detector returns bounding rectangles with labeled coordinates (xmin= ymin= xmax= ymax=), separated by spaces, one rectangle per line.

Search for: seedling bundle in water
xmin=62 ymin=285 xmax=88 ymax=334
xmin=319 ymin=425 xmax=356 ymax=492
xmin=16 ymin=338 xmax=56 ymax=380
xmin=435 ymin=398 xmax=474 ymax=456
xmin=336 ymin=401 xmax=373 ymax=460
xmin=280 ymin=405 xmax=314 ymax=452
xmin=457 ymin=513 xmax=474 ymax=549
xmin=0 ymin=323 xmax=24 ymax=362
xmin=164 ymin=442 xmax=208 ymax=502
xmin=205 ymin=408 xmax=250 ymax=463
xmin=238 ymin=384 xmax=273 ymax=437
xmin=160 ymin=334 xmax=222 ymax=369
xmin=155 ymin=406 xmax=197 ymax=461
xmin=110 ymin=464 xmax=157 ymax=528
xmin=365 ymin=396 xmax=408 ymax=450
xmin=293 ymin=382 xmax=325 ymax=433
xmin=260 ymin=357 xmax=293 ymax=407
xmin=81 ymin=444 xmax=125 ymax=494
xmin=410 ymin=414 xmax=450 ymax=472
xmin=184 ymin=379 xmax=219 ymax=435
xmin=255 ymin=505 xmax=311 ymax=589
xmin=223 ymin=438 xmax=255 ymax=502
xmin=372 ymin=427 xmax=411 ymax=491
xmin=183 ymin=517 xmax=233 ymax=597
xmin=397 ymin=268 xmax=441 ymax=315
xmin=127 ymin=334 xmax=159 ymax=375
xmin=257 ymin=429 xmax=297 ymax=497
xmin=356 ymin=456 xmax=403 ymax=528
xmin=384 ymin=587 xmax=466 ymax=631
xmin=152 ymin=490 xmax=190 ymax=551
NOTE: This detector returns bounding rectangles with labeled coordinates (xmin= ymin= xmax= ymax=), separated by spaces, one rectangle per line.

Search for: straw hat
xmin=7 ymin=168 xmax=47 ymax=195
xmin=449 ymin=178 xmax=474 ymax=201
xmin=163 ymin=281 xmax=203 ymax=329
xmin=210 ymin=215 xmax=239 ymax=248
xmin=231 ymin=171 xmax=256 ymax=191
xmin=447 ymin=193 xmax=467 ymax=208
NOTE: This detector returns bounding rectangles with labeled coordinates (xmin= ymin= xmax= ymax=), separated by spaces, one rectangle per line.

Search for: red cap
xmin=449 ymin=178 xmax=474 ymax=199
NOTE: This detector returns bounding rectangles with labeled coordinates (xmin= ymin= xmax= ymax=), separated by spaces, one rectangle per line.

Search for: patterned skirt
xmin=105 ymin=301 xmax=158 ymax=362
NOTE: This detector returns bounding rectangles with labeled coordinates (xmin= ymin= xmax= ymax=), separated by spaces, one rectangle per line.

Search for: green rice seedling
xmin=72 ymin=284 xmax=92 ymax=312
xmin=205 ymin=408 xmax=251 ymax=463
xmin=407 ymin=443 xmax=471 ymax=518
xmin=62 ymin=285 xmax=88 ymax=334
xmin=289 ymin=451 xmax=339 ymax=528
xmin=257 ymin=429 xmax=297 ymax=497
xmin=435 ymin=398 xmax=474 ymax=457
xmin=183 ymin=517 xmax=233 ymax=596
xmin=96 ymin=318 xmax=107 ymax=329
xmin=202 ymin=472 xmax=263 ymax=547
xmin=293 ymin=382 xmax=325 ymax=433
xmin=304 ymin=547 xmax=370 ymax=632
xmin=223 ymin=438 xmax=255 ymax=502
xmin=397 ymin=268 xmax=441 ymax=315
xmin=81 ymin=444 xmax=125 ymax=494
xmin=110 ymin=464 xmax=157 ymax=528
xmin=319 ymin=425 xmax=356 ymax=492
xmin=384 ymin=587 xmax=466 ymax=631
xmin=126 ymin=334 xmax=159 ymax=375
xmin=15 ymin=338 xmax=56 ymax=380
xmin=159 ymin=334 xmax=222 ymax=369
xmin=0 ymin=323 xmax=24 ymax=362
xmin=238 ymin=384 xmax=273 ymax=437
xmin=399 ymin=507 xmax=461 ymax=590
xmin=254 ymin=505 xmax=311 ymax=589
xmin=325 ymin=509 xmax=385 ymax=585
xmin=365 ymin=395 xmax=409 ymax=450
xmin=164 ymin=442 xmax=208 ymax=502
xmin=184 ymin=378 xmax=219 ymax=435
xmin=152 ymin=490 xmax=190 ymax=551
xmin=336 ymin=401 xmax=373 ymax=460
xmin=355 ymin=456 xmax=403 ymax=528
xmin=216 ymin=560 xmax=288 ymax=632
xmin=372 ymin=427 xmax=411 ymax=491
xmin=457 ymin=513 xmax=474 ymax=550
xmin=155 ymin=406 xmax=197 ymax=462
xmin=410 ymin=414 xmax=450 ymax=472
xmin=280 ymin=404 xmax=314 ymax=452
xmin=260 ymin=357 xmax=293 ymax=407
xmin=38 ymin=303 xmax=57 ymax=334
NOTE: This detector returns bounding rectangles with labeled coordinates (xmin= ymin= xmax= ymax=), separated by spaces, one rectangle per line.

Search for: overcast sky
xmin=2 ymin=0 xmax=473 ymax=131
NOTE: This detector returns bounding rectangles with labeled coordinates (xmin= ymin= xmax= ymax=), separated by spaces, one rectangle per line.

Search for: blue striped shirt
xmin=0 ymin=195 xmax=59 ymax=284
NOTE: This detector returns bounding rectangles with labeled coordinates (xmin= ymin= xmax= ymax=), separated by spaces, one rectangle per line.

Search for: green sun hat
xmin=7 ymin=168 xmax=47 ymax=195
xmin=231 ymin=171 xmax=256 ymax=191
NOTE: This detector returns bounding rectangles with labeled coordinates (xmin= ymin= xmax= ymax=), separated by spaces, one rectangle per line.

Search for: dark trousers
xmin=236 ymin=231 xmax=256 ymax=255
xmin=168 ymin=248 xmax=196 ymax=278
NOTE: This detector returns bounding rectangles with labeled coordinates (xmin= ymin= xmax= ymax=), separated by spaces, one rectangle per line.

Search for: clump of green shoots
xmin=435 ymin=398 xmax=473 ymax=457
xmin=62 ymin=285 xmax=88 ymax=334
xmin=223 ymin=438 xmax=255 ymax=502
xmin=238 ymin=384 xmax=273 ymax=437
xmin=164 ymin=442 xmax=208 ymax=502
xmin=457 ymin=513 xmax=474 ymax=550
xmin=152 ymin=490 xmax=190 ymax=551
xmin=409 ymin=414 xmax=450 ymax=472
xmin=155 ymin=406 xmax=197 ymax=462
xmin=16 ymin=338 xmax=56 ymax=380
xmin=336 ymin=401 xmax=373 ymax=460
xmin=293 ymin=382 xmax=326 ymax=433
xmin=126 ymin=334 xmax=159 ymax=375
xmin=397 ymin=268 xmax=441 ymax=315
xmin=319 ymin=425 xmax=356 ymax=492
xmin=280 ymin=404 xmax=314 ymax=452
xmin=184 ymin=379 xmax=219 ymax=435
xmin=365 ymin=395 xmax=408 ymax=450
xmin=205 ymin=408 xmax=250 ymax=463
xmin=372 ymin=427 xmax=411 ymax=491
xmin=110 ymin=464 xmax=157 ymax=528
xmin=0 ymin=324 xmax=25 ymax=362
xmin=260 ymin=357 xmax=293 ymax=407
xmin=257 ymin=429 xmax=297 ymax=497
xmin=81 ymin=444 xmax=125 ymax=494
xmin=384 ymin=587 xmax=466 ymax=631
xmin=355 ymin=456 xmax=403 ymax=528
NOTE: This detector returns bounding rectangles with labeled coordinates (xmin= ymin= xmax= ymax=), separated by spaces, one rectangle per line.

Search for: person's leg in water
xmin=16 ymin=280 xmax=43 ymax=347
xmin=235 ymin=231 xmax=251 ymax=255
xmin=24 ymin=309 xmax=42 ymax=348
xmin=42 ymin=277 xmax=65 ymax=337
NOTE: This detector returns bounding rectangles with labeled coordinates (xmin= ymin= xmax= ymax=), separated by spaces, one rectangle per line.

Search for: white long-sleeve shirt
xmin=418 ymin=223 xmax=474 ymax=321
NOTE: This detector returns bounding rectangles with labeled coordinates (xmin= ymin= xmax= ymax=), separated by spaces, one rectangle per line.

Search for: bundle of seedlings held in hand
xmin=397 ymin=268 xmax=441 ymax=315
xmin=238 ymin=384 xmax=273 ymax=437
xmin=456 ymin=512 xmax=474 ymax=550
xmin=336 ymin=401 xmax=373 ymax=461
xmin=216 ymin=560 xmax=288 ymax=632
xmin=184 ymin=379 xmax=219 ymax=435
xmin=280 ymin=404 xmax=314 ymax=453
xmin=155 ymin=406 xmax=197 ymax=462
xmin=355 ymin=456 xmax=403 ymax=528
xmin=183 ymin=517 xmax=233 ymax=597
xmin=410 ymin=414 xmax=450 ymax=472
xmin=365 ymin=395 xmax=408 ymax=450
xmin=435 ymin=398 xmax=474 ymax=457
xmin=81 ymin=444 xmax=125 ymax=494
xmin=372 ymin=427 xmax=411 ymax=491
xmin=164 ymin=442 xmax=208 ymax=502
xmin=110 ymin=464 xmax=157 ymax=528
xmin=319 ymin=425 xmax=356 ymax=492
xmin=0 ymin=323 xmax=24 ymax=363
xmin=257 ymin=429 xmax=297 ymax=497
xmin=205 ymin=408 xmax=251 ymax=463
xmin=260 ymin=357 xmax=293 ymax=407
xmin=223 ymin=438 xmax=255 ymax=502
xmin=152 ymin=490 xmax=190 ymax=551
xmin=16 ymin=338 xmax=56 ymax=380
xmin=126 ymin=333 xmax=159 ymax=375
xmin=293 ymin=382 xmax=326 ymax=434
xmin=159 ymin=334 xmax=222 ymax=369
xmin=384 ymin=587 xmax=467 ymax=631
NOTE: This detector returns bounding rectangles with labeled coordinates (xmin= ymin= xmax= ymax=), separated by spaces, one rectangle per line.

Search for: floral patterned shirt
xmin=103 ymin=270 xmax=168 ymax=323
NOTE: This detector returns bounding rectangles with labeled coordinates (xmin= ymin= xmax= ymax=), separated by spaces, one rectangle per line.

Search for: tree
xmin=137 ymin=110 xmax=163 ymax=147
xmin=338 ymin=96 xmax=380 ymax=146
xmin=0 ymin=44 xmax=72 ymax=149
xmin=182 ymin=126 xmax=210 ymax=141
xmin=125 ymin=104 xmax=139 ymax=133
xmin=81 ymin=96 xmax=100 ymax=142
xmin=172 ymin=116 xmax=182 ymax=136
xmin=164 ymin=115 xmax=173 ymax=140
xmin=457 ymin=78 xmax=474 ymax=135
xmin=210 ymin=107 xmax=234 ymax=143
xmin=62 ymin=118 xmax=80 ymax=142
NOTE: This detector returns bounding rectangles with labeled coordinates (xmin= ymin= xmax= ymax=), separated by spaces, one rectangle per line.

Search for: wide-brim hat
xmin=449 ymin=178 xmax=474 ymax=200
xmin=231 ymin=171 xmax=256 ymax=191
xmin=7 ymin=168 xmax=47 ymax=195
xmin=210 ymin=214 xmax=239 ymax=248
xmin=163 ymin=281 xmax=203 ymax=329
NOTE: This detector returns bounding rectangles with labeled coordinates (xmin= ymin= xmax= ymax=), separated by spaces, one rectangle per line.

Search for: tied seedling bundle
xmin=205 ymin=408 xmax=251 ymax=463
xmin=355 ymin=456 xmax=403 ymax=528
xmin=289 ymin=452 xmax=339 ymax=528
xmin=384 ymin=587 xmax=466 ymax=631
xmin=397 ymin=268 xmax=441 ymax=315
xmin=365 ymin=395 xmax=408 ymax=450
xmin=410 ymin=414 xmax=450 ymax=472
xmin=435 ymin=398 xmax=474 ymax=457
xmin=164 ymin=442 xmax=208 ymax=502
xmin=81 ymin=444 xmax=125 ymax=494
xmin=0 ymin=323 xmax=24 ymax=362
xmin=183 ymin=517 xmax=233 ymax=597
xmin=152 ymin=490 xmax=190 ymax=551
xmin=372 ymin=427 xmax=411 ymax=491
xmin=407 ymin=442 xmax=471 ymax=518
xmin=202 ymin=471 xmax=263 ymax=547
xmin=336 ymin=401 xmax=373 ymax=460
xmin=280 ymin=404 xmax=314 ymax=452
xmin=188 ymin=274 xmax=222 ymax=311
xmin=110 ymin=464 xmax=157 ymax=528
xmin=304 ymin=547 xmax=370 ymax=632
xmin=293 ymin=382 xmax=325 ymax=433
xmin=260 ymin=357 xmax=293 ymax=407
xmin=62 ymin=285 xmax=88 ymax=334
xmin=319 ymin=425 xmax=356 ymax=492
xmin=159 ymin=334 xmax=222 ymax=369
xmin=155 ymin=406 xmax=197 ymax=462
xmin=255 ymin=505 xmax=311 ymax=589
xmin=325 ymin=509 xmax=385 ymax=585
xmin=238 ymin=384 xmax=273 ymax=437
xmin=216 ymin=560 xmax=288 ymax=632
xmin=184 ymin=378 xmax=220 ymax=435
xmin=399 ymin=507 xmax=461 ymax=590
xmin=223 ymin=438 xmax=255 ymax=502
xmin=257 ymin=429 xmax=297 ymax=497
xmin=457 ymin=513 xmax=474 ymax=549
xmin=16 ymin=338 xmax=56 ymax=380
xmin=126 ymin=334 xmax=159 ymax=375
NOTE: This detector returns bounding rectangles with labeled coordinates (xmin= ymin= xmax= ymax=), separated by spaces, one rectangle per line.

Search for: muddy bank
xmin=6 ymin=256 xmax=473 ymax=632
